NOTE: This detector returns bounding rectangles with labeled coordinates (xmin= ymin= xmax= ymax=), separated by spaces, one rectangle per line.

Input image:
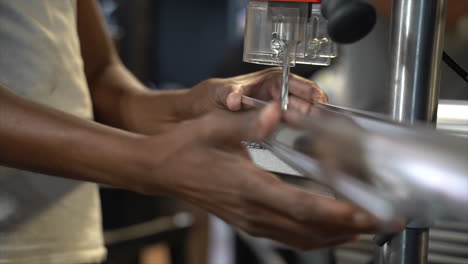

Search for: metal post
xmin=381 ymin=0 xmax=448 ymax=263
xmin=389 ymin=0 xmax=447 ymax=123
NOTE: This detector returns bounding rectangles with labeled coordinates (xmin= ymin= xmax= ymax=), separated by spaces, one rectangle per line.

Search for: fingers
xmin=248 ymin=178 xmax=382 ymax=234
xmin=198 ymin=176 xmax=362 ymax=250
xmin=288 ymin=96 xmax=314 ymax=114
xmin=252 ymin=69 xmax=328 ymax=104
xmin=176 ymin=146 xmax=383 ymax=250
xmin=200 ymin=167 xmax=376 ymax=250
xmin=201 ymin=103 xmax=281 ymax=144
xmin=239 ymin=203 xmax=362 ymax=242
xmin=226 ymin=91 xmax=243 ymax=111
xmin=288 ymin=74 xmax=328 ymax=104
xmin=263 ymin=232 xmax=359 ymax=251
xmin=221 ymin=68 xmax=327 ymax=112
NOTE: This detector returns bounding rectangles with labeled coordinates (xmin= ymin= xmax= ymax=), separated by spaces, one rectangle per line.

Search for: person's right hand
xmin=134 ymin=103 xmax=394 ymax=250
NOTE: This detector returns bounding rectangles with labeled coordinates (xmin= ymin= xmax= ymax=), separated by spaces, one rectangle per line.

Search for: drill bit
xmin=281 ymin=46 xmax=290 ymax=111
xmin=281 ymin=62 xmax=290 ymax=111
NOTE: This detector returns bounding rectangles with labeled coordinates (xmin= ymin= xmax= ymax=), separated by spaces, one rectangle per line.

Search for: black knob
xmin=321 ymin=0 xmax=377 ymax=44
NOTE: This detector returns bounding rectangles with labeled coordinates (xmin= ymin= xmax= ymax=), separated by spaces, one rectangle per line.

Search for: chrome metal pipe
xmin=389 ymin=0 xmax=447 ymax=124
xmin=387 ymin=0 xmax=447 ymax=263
xmin=242 ymin=96 xmax=468 ymax=264
xmin=376 ymin=229 xmax=430 ymax=264
xmin=241 ymin=96 xmax=468 ymax=228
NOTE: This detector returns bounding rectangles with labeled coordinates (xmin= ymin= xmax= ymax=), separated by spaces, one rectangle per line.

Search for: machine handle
xmin=321 ymin=0 xmax=377 ymax=44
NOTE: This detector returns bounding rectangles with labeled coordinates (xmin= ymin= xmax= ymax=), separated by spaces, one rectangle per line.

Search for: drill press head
xmin=244 ymin=0 xmax=337 ymax=67
xmin=243 ymin=0 xmax=377 ymax=67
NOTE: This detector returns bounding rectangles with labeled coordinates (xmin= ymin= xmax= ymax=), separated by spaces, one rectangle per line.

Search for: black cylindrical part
xmin=321 ymin=0 xmax=377 ymax=44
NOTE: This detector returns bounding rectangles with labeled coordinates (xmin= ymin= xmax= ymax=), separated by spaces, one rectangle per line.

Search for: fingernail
xmin=227 ymin=92 xmax=241 ymax=111
xmin=317 ymin=96 xmax=327 ymax=104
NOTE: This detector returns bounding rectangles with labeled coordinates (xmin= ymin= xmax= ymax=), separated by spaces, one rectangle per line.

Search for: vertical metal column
xmin=377 ymin=227 xmax=431 ymax=264
xmin=382 ymin=0 xmax=448 ymax=263
xmin=389 ymin=0 xmax=447 ymax=123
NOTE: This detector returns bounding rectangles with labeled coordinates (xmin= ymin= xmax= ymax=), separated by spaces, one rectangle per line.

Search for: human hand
xmin=186 ymin=68 xmax=328 ymax=117
xmin=133 ymin=103 xmax=394 ymax=250
xmin=120 ymin=69 xmax=326 ymax=134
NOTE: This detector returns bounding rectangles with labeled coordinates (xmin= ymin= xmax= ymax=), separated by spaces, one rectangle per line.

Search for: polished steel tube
xmin=242 ymin=94 xmax=468 ymax=263
xmin=241 ymin=95 xmax=468 ymax=226
xmin=389 ymin=0 xmax=447 ymax=123
xmin=390 ymin=229 xmax=430 ymax=264
xmin=377 ymin=229 xmax=430 ymax=264
xmin=387 ymin=0 xmax=447 ymax=263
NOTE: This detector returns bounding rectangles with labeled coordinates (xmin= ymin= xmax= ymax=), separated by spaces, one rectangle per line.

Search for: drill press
xmin=242 ymin=1 xmax=456 ymax=264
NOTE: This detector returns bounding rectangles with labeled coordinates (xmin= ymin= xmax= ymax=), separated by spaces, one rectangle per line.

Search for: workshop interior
xmin=97 ymin=0 xmax=467 ymax=263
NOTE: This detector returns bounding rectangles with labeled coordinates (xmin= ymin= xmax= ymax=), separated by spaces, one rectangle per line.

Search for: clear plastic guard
xmin=243 ymin=1 xmax=337 ymax=67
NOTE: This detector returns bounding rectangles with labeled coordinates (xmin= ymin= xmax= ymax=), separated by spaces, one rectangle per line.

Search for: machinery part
xmin=281 ymin=49 xmax=291 ymax=110
xmin=378 ymin=229 xmax=430 ymax=264
xmin=243 ymin=0 xmax=338 ymax=67
xmin=243 ymin=0 xmax=377 ymax=67
xmin=389 ymin=0 xmax=447 ymax=124
xmin=387 ymin=0 xmax=447 ymax=262
xmin=437 ymin=100 xmax=468 ymax=138
xmin=321 ymin=0 xmax=377 ymax=44
xmin=442 ymin=52 xmax=468 ymax=84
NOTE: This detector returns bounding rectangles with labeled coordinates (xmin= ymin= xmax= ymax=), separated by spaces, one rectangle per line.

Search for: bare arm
xmin=77 ymin=0 xmax=327 ymax=134
xmin=0 ymin=86 xmax=385 ymax=249
xmin=0 ymin=0 xmax=384 ymax=250
xmin=77 ymin=0 xmax=192 ymax=133
xmin=0 ymin=86 xmax=148 ymax=190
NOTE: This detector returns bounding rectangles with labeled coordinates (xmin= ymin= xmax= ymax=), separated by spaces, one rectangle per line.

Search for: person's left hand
xmin=186 ymin=68 xmax=328 ymax=117
xmin=122 ymin=68 xmax=327 ymax=134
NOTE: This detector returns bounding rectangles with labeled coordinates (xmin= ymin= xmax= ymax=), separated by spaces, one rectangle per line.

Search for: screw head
xmin=271 ymin=32 xmax=286 ymax=59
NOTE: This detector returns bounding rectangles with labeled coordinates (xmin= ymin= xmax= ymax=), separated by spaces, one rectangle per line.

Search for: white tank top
xmin=0 ymin=1 xmax=105 ymax=263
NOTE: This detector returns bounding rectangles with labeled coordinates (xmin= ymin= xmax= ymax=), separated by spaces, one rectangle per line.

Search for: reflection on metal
xmin=437 ymin=100 xmax=468 ymax=137
xmin=389 ymin=0 xmax=447 ymax=124
xmin=388 ymin=0 xmax=447 ymax=262
xmin=281 ymin=53 xmax=290 ymax=111
xmin=336 ymin=221 xmax=468 ymax=264
xmin=241 ymin=96 xmax=468 ymax=230
xmin=377 ymin=229 xmax=430 ymax=264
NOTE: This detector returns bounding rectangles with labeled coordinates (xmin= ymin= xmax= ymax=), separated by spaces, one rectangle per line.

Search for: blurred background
xmin=97 ymin=1 xmax=468 ymax=264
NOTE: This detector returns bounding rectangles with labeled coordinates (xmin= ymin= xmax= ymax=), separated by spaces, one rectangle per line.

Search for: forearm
xmin=0 ymin=86 xmax=155 ymax=192
xmin=88 ymin=61 xmax=194 ymax=134
xmin=77 ymin=0 xmax=194 ymax=134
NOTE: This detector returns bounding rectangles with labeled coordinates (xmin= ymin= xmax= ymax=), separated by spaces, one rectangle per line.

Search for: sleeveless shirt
xmin=0 ymin=1 xmax=105 ymax=263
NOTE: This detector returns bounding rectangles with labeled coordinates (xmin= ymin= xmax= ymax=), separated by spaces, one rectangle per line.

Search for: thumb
xmin=203 ymin=102 xmax=282 ymax=144
xmin=225 ymin=90 xmax=243 ymax=111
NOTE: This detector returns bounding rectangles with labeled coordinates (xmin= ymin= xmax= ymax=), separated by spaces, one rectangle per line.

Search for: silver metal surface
xmin=242 ymin=96 xmax=468 ymax=228
xmin=437 ymin=100 xmax=468 ymax=137
xmin=389 ymin=0 xmax=447 ymax=123
xmin=243 ymin=97 xmax=468 ymax=263
xmin=281 ymin=46 xmax=291 ymax=111
xmin=281 ymin=64 xmax=290 ymax=111
xmin=241 ymin=95 xmax=268 ymax=108
xmin=337 ymin=221 xmax=468 ymax=264
xmin=385 ymin=229 xmax=430 ymax=264
xmin=388 ymin=0 xmax=447 ymax=262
